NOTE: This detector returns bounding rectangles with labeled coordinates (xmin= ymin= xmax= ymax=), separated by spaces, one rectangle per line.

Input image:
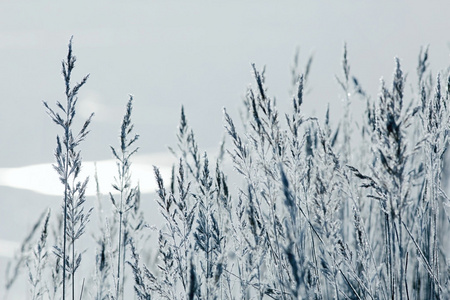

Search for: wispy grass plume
xmin=43 ymin=37 xmax=93 ymax=300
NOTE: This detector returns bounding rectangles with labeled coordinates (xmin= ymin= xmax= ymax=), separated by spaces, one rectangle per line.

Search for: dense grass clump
xmin=4 ymin=39 xmax=450 ymax=299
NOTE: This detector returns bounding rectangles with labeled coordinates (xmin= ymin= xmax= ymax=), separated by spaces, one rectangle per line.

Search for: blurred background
xmin=1 ymin=0 xmax=449 ymax=297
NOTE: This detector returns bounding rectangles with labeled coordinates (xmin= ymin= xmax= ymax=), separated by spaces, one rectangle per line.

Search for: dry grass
xmin=3 ymin=40 xmax=450 ymax=300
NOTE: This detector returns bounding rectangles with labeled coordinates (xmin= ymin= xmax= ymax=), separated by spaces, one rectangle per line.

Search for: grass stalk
xmin=44 ymin=37 xmax=93 ymax=300
xmin=109 ymin=95 xmax=139 ymax=300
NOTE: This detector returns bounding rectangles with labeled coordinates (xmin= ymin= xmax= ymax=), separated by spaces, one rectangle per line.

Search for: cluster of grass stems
xmin=3 ymin=39 xmax=450 ymax=300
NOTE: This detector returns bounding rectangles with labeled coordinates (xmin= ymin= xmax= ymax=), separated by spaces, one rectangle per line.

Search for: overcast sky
xmin=1 ymin=1 xmax=449 ymax=167
xmin=1 ymin=1 xmax=450 ymax=296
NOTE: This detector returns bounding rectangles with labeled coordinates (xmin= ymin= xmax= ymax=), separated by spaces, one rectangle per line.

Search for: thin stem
xmin=72 ymin=238 xmax=75 ymax=300
xmin=116 ymin=160 xmax=125 ymax=300
xmin=62 ymin=98 xmax=70 ymax=300
xmin=117 ymin=209 xmax=123 ymax=300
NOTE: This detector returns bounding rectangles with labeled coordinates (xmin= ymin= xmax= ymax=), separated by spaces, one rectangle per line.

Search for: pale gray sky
xmin=1 ymin=1 xmax=449 ymax=167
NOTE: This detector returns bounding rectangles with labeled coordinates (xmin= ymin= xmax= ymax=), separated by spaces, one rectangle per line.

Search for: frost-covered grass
xmin=4 ymin=39 xmax=450 ymax=300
